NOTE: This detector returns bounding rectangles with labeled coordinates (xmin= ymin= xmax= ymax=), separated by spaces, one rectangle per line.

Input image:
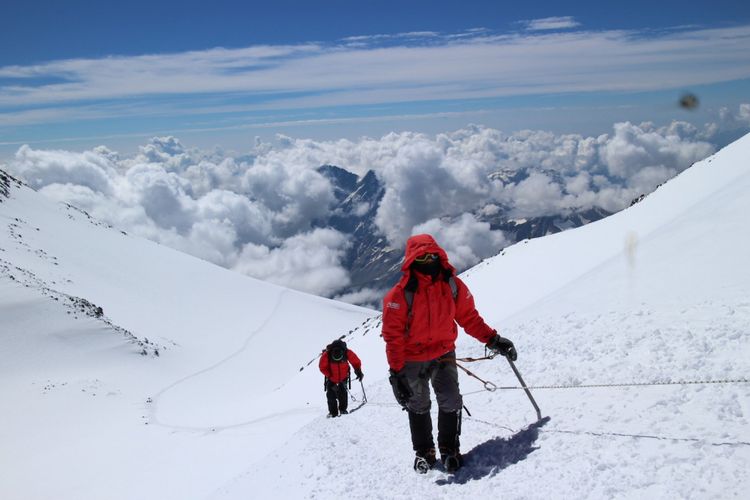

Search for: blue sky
xmin=1 ymin=0 xmax=750 ymax=158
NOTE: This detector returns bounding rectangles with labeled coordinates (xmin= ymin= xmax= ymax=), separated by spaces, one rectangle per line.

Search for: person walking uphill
xmin=381 ymin=234 xmax=517 ymax=473
xmin=319 ymin=339 xmax=363 ymax=418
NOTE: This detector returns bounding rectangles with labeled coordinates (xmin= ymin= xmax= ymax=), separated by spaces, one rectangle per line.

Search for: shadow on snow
xmin=436 ymin=416 xmax=550 ymax=486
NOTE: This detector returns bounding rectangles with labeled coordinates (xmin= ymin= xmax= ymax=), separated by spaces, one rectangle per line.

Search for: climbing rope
xmin=444 ymin=350 xmax=750 ymax=395
xmin=461 ymin=377 xmax=750 ymax=396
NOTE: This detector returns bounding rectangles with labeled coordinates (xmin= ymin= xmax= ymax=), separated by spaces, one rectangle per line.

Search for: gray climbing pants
xmin=401 ymin=351 xmax=462 ymax=414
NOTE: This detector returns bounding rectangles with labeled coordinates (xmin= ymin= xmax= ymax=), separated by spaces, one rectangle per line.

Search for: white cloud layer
xmin=235 ymin=229 xmax=351 ymax=297
xmin=4 ymin=105 xmax=748 ymax=299
xmin=412 ymin=214 xmax=508 ymax=271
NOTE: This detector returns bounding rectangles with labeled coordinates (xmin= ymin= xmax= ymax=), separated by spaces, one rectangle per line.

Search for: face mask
xmin=412 ymin=259 xmax=441 ymax=277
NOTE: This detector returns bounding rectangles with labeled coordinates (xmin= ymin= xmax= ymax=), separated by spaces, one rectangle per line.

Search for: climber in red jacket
xmin=319 ymin=339 xmax=363 ymax=418
xmin=381 ymin=233 xmax=517 ymax=473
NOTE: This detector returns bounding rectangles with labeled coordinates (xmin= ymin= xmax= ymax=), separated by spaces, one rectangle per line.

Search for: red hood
xmin=399 ymin=234 xmax=455 ymax=283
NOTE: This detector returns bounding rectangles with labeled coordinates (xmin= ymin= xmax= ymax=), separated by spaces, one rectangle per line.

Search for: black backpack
xmin=327 ymin=339 xmax=348 ymax=363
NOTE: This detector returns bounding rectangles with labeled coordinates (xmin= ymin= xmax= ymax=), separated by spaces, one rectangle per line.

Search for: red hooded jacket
xmin=381 ymin=234 xmax=496 ymax=372
xmin=319 ymin=347 xmax=362 ymax=384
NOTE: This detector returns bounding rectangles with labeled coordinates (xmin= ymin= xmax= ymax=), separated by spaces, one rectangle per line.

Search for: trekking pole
xmin=359 ymin=380 xmax=368 ymax=404
xmin=505 ymin=356 xmax=542 ymax=421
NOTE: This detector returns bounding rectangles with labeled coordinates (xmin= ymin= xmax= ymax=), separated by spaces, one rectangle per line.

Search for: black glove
xmin=388 ymin=369 xmax=412 ymax=408
xmin=354 ymin=368 xmax=364 ymax=381
xmin=487 ymin=334 xmax=517 ymax=361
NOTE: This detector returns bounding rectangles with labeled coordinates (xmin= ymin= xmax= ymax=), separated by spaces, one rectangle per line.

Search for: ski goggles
xmin=414 ymin=253 xmax=439 ymax=264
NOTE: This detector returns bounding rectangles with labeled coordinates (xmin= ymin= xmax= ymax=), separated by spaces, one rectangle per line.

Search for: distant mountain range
xmin=315 ymin=164 xmax=611 ymax=299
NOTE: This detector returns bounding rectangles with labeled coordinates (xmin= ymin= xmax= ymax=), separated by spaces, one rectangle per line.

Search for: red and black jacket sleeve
xmin=381 ymin=285 xmax=409 ymax=372
xmin=318 ymin=352 xmax=331 ymax=378
xmin=347 ymin=349 xmax=362 ymax=372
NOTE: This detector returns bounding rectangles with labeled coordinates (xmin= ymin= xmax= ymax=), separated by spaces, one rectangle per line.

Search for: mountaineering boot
xmin=413 ymin=448 xmax=437 ymax=474
xmin=440 ymin=449 xmax=463 ymax=473
xmin=408 ymin=411 xmax=435 ymax=473
xmin=340 ymin=409 xmax=348 ymax=415
xmin=438 ymin=410 xmax=462 ymax=472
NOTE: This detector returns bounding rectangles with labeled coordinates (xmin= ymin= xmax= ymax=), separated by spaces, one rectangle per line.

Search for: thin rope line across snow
xmin=541 ymin=428 xmax=750 ymax=447
xmin=461 ymin=377 xmax=750 ymax=396
xmin=467 ymin=416 xmax=750 ymax=447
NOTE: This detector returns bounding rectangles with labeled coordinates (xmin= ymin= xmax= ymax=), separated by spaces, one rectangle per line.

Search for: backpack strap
xmin=404 ymin=274 xmax=458 ymax=316
xmin=448 ymin=276 xmax=458 ymax=300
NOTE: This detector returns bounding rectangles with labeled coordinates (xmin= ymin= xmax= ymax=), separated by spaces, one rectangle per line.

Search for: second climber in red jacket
xmin=381 ymin=233 xmax=517 ymax=473
xmin=319 ymin=339 xmax=363 ymax=418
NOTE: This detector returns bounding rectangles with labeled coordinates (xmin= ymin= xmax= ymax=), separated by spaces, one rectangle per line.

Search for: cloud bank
xmin=4 ymin=106 xmax=748 ymax=299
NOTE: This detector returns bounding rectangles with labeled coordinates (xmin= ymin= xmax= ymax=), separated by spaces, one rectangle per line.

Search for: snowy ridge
xmin=2 ymin=133 xmax=750 ymax=500
xmin=1 ymin=254 xmax=158 ymax=355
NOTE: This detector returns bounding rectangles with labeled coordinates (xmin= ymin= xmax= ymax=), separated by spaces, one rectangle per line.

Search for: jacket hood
xmin=328 ymin=339 xmax=347 ymax=351
xmin=400 ymin=234 xmax=455 ymax=279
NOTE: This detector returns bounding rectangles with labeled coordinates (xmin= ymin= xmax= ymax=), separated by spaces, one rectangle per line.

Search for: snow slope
xmin=0 ymin=170 xmax=380 ymax=500
xmin=215 ymin=133 xmax=750 ymax=499
xmin=2 ymin=132 xmax=750 ymax=500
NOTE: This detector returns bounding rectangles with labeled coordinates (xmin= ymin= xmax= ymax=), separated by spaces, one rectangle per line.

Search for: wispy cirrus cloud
xmin=1 ymin=24 xmax=750 ymax=132
xmin=521 ymin=16 xmax=581 ymax=31
xmin=341 ymin=31 xmax=440 ymax=43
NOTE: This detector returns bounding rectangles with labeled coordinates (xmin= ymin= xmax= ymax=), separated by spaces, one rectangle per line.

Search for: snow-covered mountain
xmin=214 ymin=136 xmax=750 ymax=499
xmin=315 ymin=165 xmax=401 ymax=293
xmin=0 ymin=168 xmax=381 ymax=499
xmin=2 ymin=132 xmax=750 ymax=499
